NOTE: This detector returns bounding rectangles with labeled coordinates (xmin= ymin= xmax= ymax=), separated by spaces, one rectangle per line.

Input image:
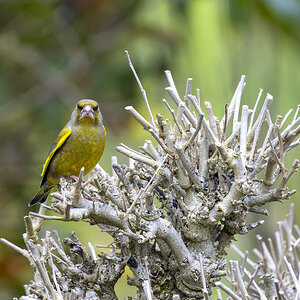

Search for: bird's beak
xmin=80 ymin=105 xmax=94 ymax=119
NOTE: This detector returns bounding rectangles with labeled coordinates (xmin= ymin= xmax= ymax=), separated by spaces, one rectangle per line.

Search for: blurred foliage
xmin=0 ymin=0 xmax=300 ymax=298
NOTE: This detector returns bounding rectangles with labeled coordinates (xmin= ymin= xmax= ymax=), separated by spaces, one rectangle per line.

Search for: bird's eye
xmin=93 ymin=105 xmax=98 ymax=111
xmin=77 ymin=104 xmax=83 ymax=110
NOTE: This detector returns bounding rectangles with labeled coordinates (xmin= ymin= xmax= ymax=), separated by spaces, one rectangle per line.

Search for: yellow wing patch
xmin=41 ymin=127 xmax=72 ymax=178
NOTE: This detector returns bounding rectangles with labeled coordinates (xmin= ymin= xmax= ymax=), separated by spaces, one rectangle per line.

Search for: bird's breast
xmin=50 ymin=126 xmax=105 ymax=179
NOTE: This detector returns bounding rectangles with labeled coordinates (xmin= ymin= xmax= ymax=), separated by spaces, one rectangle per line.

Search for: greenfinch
xmin=29 ymin=99 xmax=106 ymax=206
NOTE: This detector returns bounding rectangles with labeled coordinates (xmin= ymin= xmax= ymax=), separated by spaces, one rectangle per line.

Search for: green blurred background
xmin=0 ymin=0 xmax=300 ymax=298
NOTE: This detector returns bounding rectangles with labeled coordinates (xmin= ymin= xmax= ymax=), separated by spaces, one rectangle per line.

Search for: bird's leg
xmin=66 ymin=173 xmax=103 ymax=202
xmin=81 ymin=190 xmax=104 ymax=203
xmin=65 ymin=175 xmax=86 ymax=187
xmin=66 ymin=175 xmax=90 ymax=198
xmin=82 ymin=190 xmax=92 ymax=200
xmin=66 ymin=175 xmax=80 ymax=182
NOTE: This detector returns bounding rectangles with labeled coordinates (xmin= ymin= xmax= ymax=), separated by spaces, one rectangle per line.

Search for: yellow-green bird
xmin=29 ymin=99 xmax=106 ymax=206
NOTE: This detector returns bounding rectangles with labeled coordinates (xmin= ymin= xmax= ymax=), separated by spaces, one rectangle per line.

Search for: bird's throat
xmin=79 ymin=117 xmax=94 ymax=126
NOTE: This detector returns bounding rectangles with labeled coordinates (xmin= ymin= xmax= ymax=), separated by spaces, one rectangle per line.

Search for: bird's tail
xmin=28 ymin=184 xmax=53 ymax=206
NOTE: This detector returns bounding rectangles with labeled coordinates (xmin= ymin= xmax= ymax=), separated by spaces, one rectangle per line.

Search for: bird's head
xmin=72 ymin=99 xmax=103 ymax=126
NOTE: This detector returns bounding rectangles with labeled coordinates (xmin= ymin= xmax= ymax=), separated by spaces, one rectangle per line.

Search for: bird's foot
xmin=82 ymin=190 xmax=104 ymax=203
xmin=66 ymin=175 xmax=80 ymax=182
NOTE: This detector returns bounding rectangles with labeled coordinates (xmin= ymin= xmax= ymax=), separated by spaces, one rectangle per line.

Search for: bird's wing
xmin=40 ymin=126 xmax=72 ymax=183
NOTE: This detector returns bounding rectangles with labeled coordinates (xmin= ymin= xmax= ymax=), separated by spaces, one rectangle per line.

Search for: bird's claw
xmin=81 ymin=190 xmax=104 ymax=203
